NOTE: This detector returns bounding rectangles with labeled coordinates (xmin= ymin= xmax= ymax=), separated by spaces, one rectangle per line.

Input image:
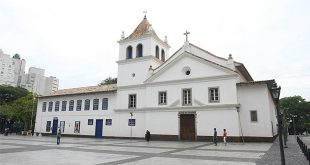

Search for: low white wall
xmin=237 ymin=84 xmax=275 ymax=137
xmin=197 ymin=110 xmax=240 ymax=137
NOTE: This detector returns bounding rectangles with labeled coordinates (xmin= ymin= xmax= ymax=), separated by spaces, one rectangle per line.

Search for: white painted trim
xmin=117 ymin=55 xmax=158 ymax=64
xmin=117 ymin=74 xmax=238 ymax=90
xmin=114 ymin=104 xmax=239 ymax=112
xmin=118 ymin=33 xmax=170 ymax=48
xmin=145 ymin=52 xmax=237 ymax=83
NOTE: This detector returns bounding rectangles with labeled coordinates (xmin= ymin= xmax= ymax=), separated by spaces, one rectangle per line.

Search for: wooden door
xmin=180 ymin=114 xmax=195 ymax=140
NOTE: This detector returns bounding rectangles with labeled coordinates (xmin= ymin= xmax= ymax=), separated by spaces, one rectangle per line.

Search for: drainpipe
xmin=237 ymin=106 xmax=245 ymax=143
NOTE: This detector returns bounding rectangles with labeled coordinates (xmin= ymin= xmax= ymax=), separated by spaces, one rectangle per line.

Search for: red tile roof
xmin=39 ymin=84 xmax=117 ymax=98
xmin=125 ymin=17 xmax=157 ymax=40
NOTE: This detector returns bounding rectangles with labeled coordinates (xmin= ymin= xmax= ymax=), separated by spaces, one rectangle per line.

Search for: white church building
xmin=34 ymin=16 xmax=278 ymax=142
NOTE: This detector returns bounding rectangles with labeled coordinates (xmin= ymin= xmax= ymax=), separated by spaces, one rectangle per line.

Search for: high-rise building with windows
xmin=0 ymin=49 xmax=59 ymax=95
xmin=0 ymin=49 xmax=26 ymax=87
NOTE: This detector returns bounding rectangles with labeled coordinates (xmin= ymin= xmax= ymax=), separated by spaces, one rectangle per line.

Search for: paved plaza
xmin=0 ymin=135 xmax=308 ymax=165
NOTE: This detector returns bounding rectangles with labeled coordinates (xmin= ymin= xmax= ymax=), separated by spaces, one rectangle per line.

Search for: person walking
xmin=223 ymin=129 xmax=228 ymax=146
xmin=213 ymin=128 xmax=217 ymax=146
xmin=145 ymin=130 xmax=151 ymax=142
xmin=56 ymin=128 xmax=61 ymax=145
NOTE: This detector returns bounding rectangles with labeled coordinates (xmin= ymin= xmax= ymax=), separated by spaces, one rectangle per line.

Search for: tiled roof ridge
xmin=40 ymin=84 xmax=117 ymax=98
xmin=237 ymin=79 xmax=275 ymax=85
xmin=125 ymin=17 xmax=158 ymax=40
xmin=189 ymin=43 xmax=228 ymax=61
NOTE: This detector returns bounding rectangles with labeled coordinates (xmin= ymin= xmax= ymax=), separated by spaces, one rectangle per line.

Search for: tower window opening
xmin=161 ymin=49 xmax=165 ymax=62
xmin=136 ymin=44 xmax=143 ymax=57
xmin=126 ymin=46 xmax=133 ymax=59
xmin=155 ymin=46 xmax=159 ymax=59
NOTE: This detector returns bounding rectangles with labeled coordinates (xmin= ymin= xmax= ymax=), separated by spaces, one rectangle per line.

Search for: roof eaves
xmin=189 ymin=43 xmax=227 ymax=61
xmin=237 ymin=79 xmax=275 ymax=86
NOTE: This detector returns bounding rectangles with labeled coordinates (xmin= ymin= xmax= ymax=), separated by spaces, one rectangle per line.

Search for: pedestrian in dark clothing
xmin=213 ymin=128 xmax=217 ymax=146
xmin=57 ymin=129 xmax=61 ymax=145
xmin=145 ymin=130 xmax=151 ymax=142
xmin=4 ymin=128 xmax=9 ymax=136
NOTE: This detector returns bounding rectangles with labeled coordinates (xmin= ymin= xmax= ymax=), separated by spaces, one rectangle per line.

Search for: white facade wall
xmin=151 ymin=54 xmax=230 ymax=83
xmin=117 ymin=57 xmax=157 ymax=87
xmin=237 ymin=84 xmax=276 ymax=137
xmin=197 ymin=110 xmax=240 ymax=137
xmin=35 ymin=92 xmax=117 ymax=136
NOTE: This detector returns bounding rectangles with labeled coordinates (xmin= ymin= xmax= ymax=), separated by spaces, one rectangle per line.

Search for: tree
xmin=0 ymin=85 xmax=29 ymax=105
xmin=10 ymin=93 xmax=37 ymax=130
xmin=98 ymin=77 xmax=117 ymax=85
xmin=280 ymin=96 xmax=310 ymax=135
xmin=0 ymin=85 xmax=35 ymax=133
xmin=12 ymin=53 xmax=21 ymax=59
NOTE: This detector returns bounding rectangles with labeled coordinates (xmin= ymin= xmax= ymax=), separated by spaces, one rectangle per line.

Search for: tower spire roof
xmin=125 ymin=17 xmax=158 ymax=40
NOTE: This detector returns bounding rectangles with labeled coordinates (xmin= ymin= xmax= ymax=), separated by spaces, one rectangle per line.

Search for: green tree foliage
xmin=98 ymin=77 xmax=117 ymax=85
xmin=0 ymin=86 xmax=36 ymax=132
xmin=0 ymin=85 xmax=29 ymax=105
xmin=12 ymin=53 xmax=21 ymax=59
xmin=280 ymin=96 xmax=310 ymax=134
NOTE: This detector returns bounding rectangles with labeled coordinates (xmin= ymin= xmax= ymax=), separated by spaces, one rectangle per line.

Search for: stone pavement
xmin=256 ymin=135 xmax=308 ymax=165
xmin=0 ymin=135 xmax=306 ymax=165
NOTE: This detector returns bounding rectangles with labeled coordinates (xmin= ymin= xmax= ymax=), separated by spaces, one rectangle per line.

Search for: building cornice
xmin=114 ymin=104 xmax=240 ymax=112
xmin=118 ymin=33 xmax=170 ymax=48
xmin=117 ymin=74 xmax=237 ymax=90
xmin=116 ymin=55 xmax=163 ymax=65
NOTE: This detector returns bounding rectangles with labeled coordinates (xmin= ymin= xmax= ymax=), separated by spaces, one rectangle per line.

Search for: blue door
xmin=52 ymin=119 xmax=58 ymax=135
xmin=95 ymin=119 xmax=103 ymax=138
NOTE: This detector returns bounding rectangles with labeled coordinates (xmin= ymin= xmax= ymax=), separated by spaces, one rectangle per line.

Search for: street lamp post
xmin=292 ymin=115 xmax=297 ymax=137
xmin=283 ymin=110 xmax=288 ymax=148
xmin=271 ymin=82 xmax=285 ymax=165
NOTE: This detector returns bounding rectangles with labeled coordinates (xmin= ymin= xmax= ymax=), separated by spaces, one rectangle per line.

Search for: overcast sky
xmin=0 ymin=0 xmax=309 ymax=100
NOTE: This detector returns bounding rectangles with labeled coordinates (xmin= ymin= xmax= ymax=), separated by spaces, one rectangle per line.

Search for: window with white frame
xmin=158 ymin=91 xmax=167 ymax=105
xmin=76 ymin=100 xmax=82 ymax=111
xmin=106 ymin=119 xmax=112 ymax=125
xmin=55 ymin=101 xmax=60 ymax=111
xmin=42 ymin=102 xmax=47 ymax=112
xmin=46 ymin=121 xmax=51 ymax=132
xmin=102 ymin=98 xmax=108 ymax=110
xmin=48 ymin=102 xmax=53 ymax=112
xmin=182 ymin=89 xmax=192 ymax=106
xmin=69 ymin=100 xmax=74 ymax=111
xmin=209 ymin=87 xmax=219 ymax=103
xmin=84 ymin=99 xmax=90 ymax=110
xmin=250 ymin=110 xmax=258 ymax=122
xmin=61 ymin=101 xmax=67 ymax=111
xmin=88 ymin=119 xmax=93 ymax=125
xmin=93 ymin=99 xmax=99 ymax=110
xmin=128 ymin=94 xmax=136 ymax=108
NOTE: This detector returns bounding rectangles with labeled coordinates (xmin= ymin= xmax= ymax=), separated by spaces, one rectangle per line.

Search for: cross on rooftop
xmin=143 ymin=10 xmax=147 ymax=18
xmin=184 ymin=31 xmax=190 ymax=42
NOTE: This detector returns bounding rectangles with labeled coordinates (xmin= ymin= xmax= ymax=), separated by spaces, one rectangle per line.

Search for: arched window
xmin=126 ymin=46 xmax=133 ymax=59
xmin=136 ymin=44 xmax=143 ymax=57
xmin=155 ymin=46 xmax=159 ymax=59
xmin=161 ymin=49 xmax=165 ymax=62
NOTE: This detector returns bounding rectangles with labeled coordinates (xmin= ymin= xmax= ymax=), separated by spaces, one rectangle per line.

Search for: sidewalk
xmin=256 ymin=135 xmax=308 ymax=165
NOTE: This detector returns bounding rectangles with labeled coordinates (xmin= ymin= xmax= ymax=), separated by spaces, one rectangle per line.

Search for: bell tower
xmin=117 ymin=16 xmax=170 ymax=87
